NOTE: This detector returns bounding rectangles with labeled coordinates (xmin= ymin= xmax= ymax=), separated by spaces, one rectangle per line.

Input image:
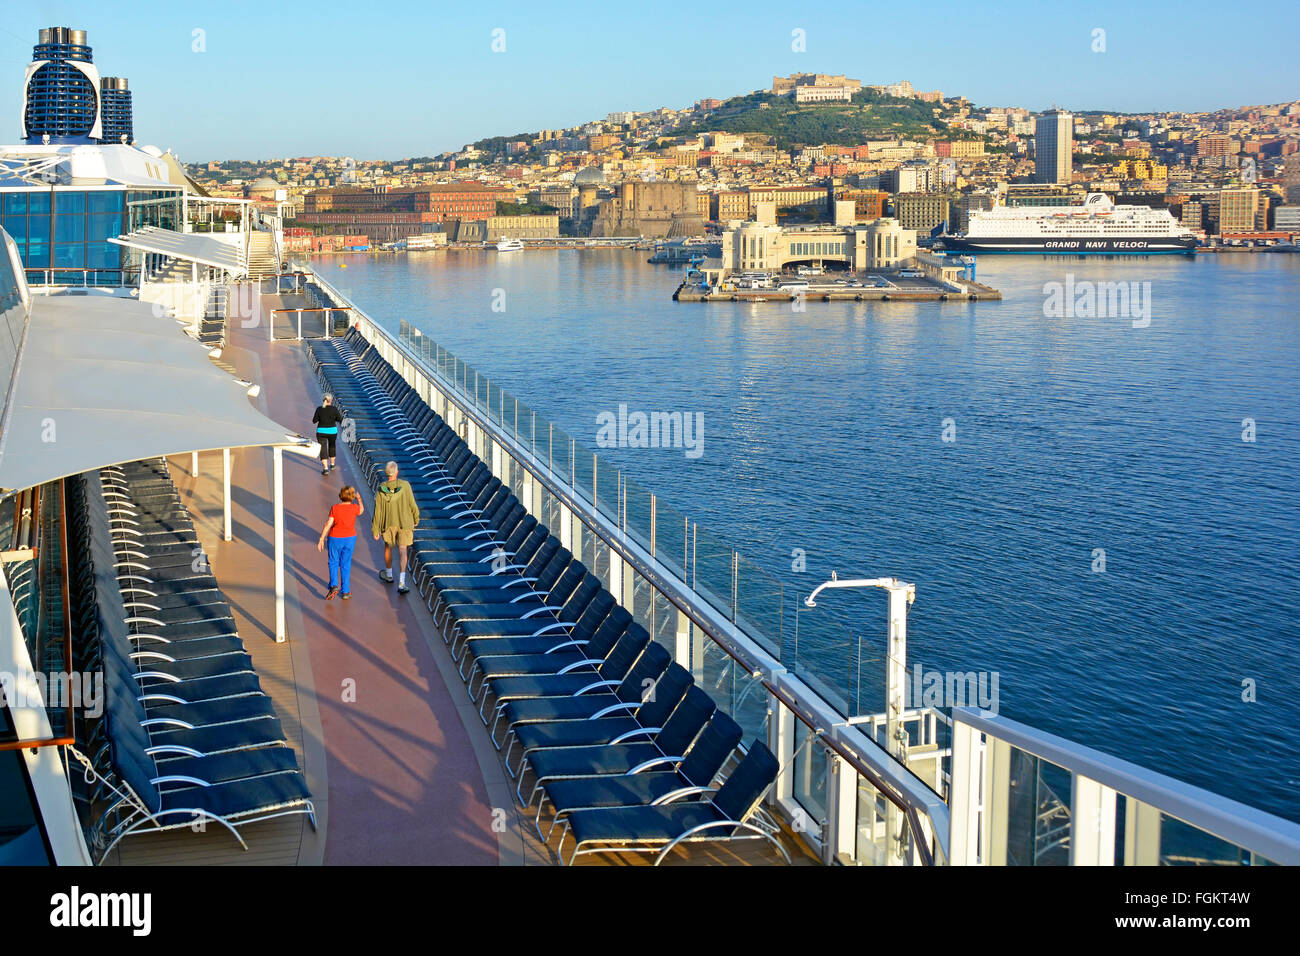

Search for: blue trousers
xmin=327 ymin=535 xmax=357 ymax=593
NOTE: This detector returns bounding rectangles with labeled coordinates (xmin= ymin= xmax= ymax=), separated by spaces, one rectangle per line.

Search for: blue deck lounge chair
xmin=501 ymin=660 xmax=696 ymax=780
xmin=538 ymin=711 xmax=743 ymax=840
xmin=518 ymin=685 xmax=716 ymax=807
xmin=490 ymin=642 xmax=672 ymax=749
xmin=506 ymin=662 xmax=694 ymax=778
xmin=558 ymin=742 xmax=788 ymax=865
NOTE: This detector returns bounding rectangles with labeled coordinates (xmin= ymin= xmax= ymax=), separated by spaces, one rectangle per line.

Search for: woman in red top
xmin=318 ymin=486 xmax=364 ymax=600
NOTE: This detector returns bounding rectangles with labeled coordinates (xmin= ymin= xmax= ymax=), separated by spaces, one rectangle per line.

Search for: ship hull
xmin=940 ymin=235 xmax=1197 ymax=254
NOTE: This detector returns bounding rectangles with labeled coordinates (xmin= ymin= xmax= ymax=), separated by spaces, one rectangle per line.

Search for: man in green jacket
xmin=372 ymin=460 xmax=420 ymax=594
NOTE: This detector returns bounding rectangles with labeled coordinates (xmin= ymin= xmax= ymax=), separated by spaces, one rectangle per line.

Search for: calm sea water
xmin=322 ymin=247 xmax=1300 ymax=822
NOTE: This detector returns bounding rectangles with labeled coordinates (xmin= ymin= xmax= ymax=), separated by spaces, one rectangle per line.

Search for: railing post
xmin=608 ymin=549 xmax=623 ymax=609
xmin=773 ymin=699 xmax=794 ymax=806
xmin=650 ymin=493 xmax=656 ymax=556
xmin=1123 ymin=797 xmax=1163 ymax=865
xmin=273 ymin=446 xmax=286 ymax=642
xmin=822 ymin=756 xmax=841 ymax=865
xmin=1070 ymin=776 xmax=1117 ymax=866
xmin=949 ymin=717 xmax=997 ymax=865
xmin=222 ymin=448 xmax=232 ymax=541
xmin=558 ymin=501 xmax=572 ymax=551
xmin=732 ymin=550 xmax=739 ymax=622
xmin=679 ymin=609 xmax=695 ymax=673
xmin=690 ymin=521 xmax=697 ymax=589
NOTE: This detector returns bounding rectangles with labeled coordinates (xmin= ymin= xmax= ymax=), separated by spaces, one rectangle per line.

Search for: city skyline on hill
xmin=1 ymin=1 xmax=1297 ymax=161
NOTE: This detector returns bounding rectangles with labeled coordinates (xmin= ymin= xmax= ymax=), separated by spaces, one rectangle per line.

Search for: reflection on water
xmin=326 ymin=248 xmax=1300 ymax=822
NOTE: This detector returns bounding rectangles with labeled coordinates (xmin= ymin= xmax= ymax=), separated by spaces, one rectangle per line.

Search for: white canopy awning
xmin=0 ymin=292 xmax=305 ymax=496
xmin=109 ymin=226 xmax=246 ymax=275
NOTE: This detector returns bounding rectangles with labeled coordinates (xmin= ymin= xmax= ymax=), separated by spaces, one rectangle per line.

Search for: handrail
xmin=0 ymin=478 xmax=75 ymax=752
xmin=953 ymin=707 xmax=1300 ymax=865
xmin=300 ymin=263 xmax=953 ymax=864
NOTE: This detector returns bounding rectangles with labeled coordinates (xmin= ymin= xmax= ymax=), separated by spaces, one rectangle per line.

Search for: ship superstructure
xmin=943 ymin=193 xmax=1199 ymax=253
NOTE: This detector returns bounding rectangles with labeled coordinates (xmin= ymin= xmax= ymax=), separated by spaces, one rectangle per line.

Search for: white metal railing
xmin=950 ymin=708 xmax=1300 ymax=866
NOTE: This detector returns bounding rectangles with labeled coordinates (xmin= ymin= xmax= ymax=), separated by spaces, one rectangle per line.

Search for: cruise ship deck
xmin=95 ymin=289 xmax=809 ymax=866
xmin=2 ymin=17 xmax=1298 ymax=863
xmin=5 ymin=248 xmax=1299 ymax=870
xmin=4 ymin=235 xmax=1299 ymax=870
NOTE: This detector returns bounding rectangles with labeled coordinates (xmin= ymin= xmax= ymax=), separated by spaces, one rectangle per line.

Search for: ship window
xmin=24 ymin=237 xmax=49 ymax=267
xmin=86 ymin=192 xmax=122 ymax=215
xmin=55 ymin=191 xmax=86 ymax=215
xmin=85 ymin=243 xmax=120 ymax=270
xmin=88 ymin=213 xmax=122 ymax=240
xmin=54 ymin=242 xmax=85 ymax=269
xmin=54 ymin=215 xmax=84 ymax=243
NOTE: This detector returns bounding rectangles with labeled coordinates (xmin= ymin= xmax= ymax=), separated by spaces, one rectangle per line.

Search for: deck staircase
xmin=246 ymin=230 xmax=280 ymax=278
xmin=197 ymin=282 xmax=229 ymax=348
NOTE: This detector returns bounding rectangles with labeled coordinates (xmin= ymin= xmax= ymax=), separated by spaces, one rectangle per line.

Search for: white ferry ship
xmin=494 ymin=237 xmax=524 ymax=252
xmin=941 ymin=194 xmax=1199 ymax=254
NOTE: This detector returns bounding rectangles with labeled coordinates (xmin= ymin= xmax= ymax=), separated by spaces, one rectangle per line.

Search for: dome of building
xmin=245 ymin=176 xmax=279 ymax=199
xmin=573 ymin=166 xmax=605 ymax=185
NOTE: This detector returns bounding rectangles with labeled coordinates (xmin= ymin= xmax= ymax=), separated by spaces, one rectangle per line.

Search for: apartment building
xmin=1034 ymin=110 xmax=1073 ymax=184
xmin=893 ymin=193 xmax=953 ymax=232
xmin=1285 ymin=153 xmax=1300 ymax=203
xmin=1197 ymin=134 xmax=1233 ymax=157
xmin=1218 ymin=187 xmax=1259 ymax=233
xmin=711 ymin=190 xmax=751 ymax=221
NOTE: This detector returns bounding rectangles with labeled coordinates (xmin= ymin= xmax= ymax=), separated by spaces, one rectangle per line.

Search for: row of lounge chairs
xmin=306 ymin=329 xmax=790 ymax=865
xmin=65 ymin=461 xmax=315 ymax=858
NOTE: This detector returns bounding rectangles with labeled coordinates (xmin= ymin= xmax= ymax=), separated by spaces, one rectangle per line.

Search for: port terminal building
xmin=715 ymin=200 xmax=918 ymax=274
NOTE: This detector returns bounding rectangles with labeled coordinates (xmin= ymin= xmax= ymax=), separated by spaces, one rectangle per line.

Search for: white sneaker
xmin=379 ymin=570 xmax=394 ymax=584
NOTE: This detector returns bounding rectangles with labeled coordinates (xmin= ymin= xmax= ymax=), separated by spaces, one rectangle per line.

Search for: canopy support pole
xmin=191 ymin=451 xmax=198 ymax=476
xmin=222 ymin=448 xmax=232 ymax=541
xmin=274 ymin=446 xmax=286 ymax=642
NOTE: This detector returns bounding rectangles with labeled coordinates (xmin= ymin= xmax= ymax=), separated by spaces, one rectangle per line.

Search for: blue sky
xmin=3 ymin=0 xmax=1295 ymax=162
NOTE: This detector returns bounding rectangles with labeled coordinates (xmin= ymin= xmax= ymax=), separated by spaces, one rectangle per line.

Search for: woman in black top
xmin=312 ymin=394 xmax=344 ymax=475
